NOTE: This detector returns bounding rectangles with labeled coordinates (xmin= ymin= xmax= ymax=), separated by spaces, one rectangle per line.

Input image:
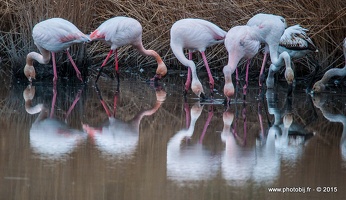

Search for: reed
xmin=0 ymin=0 xmax=345 ymax=80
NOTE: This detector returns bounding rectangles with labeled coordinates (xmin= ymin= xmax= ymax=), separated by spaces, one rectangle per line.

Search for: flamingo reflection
xmin=166 ymin=102 xmax=218 ymax=184
xmin=312 ymin=94 xmax=346 ymax=163
xmin=23 ymin=84 xmax=86 ymax=160
xmin=83 ymin=85 xmax=166 ymax=159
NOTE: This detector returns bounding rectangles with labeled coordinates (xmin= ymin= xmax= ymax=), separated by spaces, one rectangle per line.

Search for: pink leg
xmin=243 ymin=59 xmax=251 ymax=95
xmin=201 ymin=51 xmax=214 ymax=96
xmin=66 ymin=50 xmax=83 ymax=82
xmin=259 ymin=53 xmax=268 ymax=86
xmin=95 ymin=49 xmax=114 ymax=83
xmin=51 ymin=52 xmax=58 ymax=82
xmin=114 ymin=50 xmax=120 ymax=83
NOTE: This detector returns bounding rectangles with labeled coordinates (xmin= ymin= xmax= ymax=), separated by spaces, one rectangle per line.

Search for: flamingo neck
xmin=26 ymin=47 xmax=51 ymax=66
xmin=320 ymin=67 xmax=346 ymax=84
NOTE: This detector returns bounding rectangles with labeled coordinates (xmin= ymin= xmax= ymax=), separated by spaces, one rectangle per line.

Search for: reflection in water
xmin=221 ymin=89 xmax=314 ymax=186
xmin=23 ymin=84 xmax=87 ymax=160
xmin=166 ymin=102 xmax=219 ymax=184
xmin=312 ymin=94 xmax=346 ymax=163
xmin=83 ymin=84 xmax=166 ymax=160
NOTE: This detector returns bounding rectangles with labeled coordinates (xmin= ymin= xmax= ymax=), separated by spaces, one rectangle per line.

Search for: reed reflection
xmin=23 ymin=84 xmax=86 ymax=161
xmin=166 ymin=102 xmax=219 ymax=184
xmin=83 ymin=84 xmax=166 ymax=160
xmin=312 ymin=94 xmax=346 ymax=163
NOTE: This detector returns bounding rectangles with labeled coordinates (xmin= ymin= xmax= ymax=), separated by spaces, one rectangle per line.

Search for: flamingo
xmin=262 ymin=25 xmax=319 ymax=90
xmin=170 ymin=18 xmax=227 ymax=99
xmin=89 ymin=16 xmax=167 ymax=83
xmin=312 ymin=38 xmax=346 ymax=93
xmin=246 ymin=13 xmax=294 ymax=89
xmin=24 ymin=18 xmax=89 ymax=82
xmin=222 ymin=25 xmax=261 ymax=100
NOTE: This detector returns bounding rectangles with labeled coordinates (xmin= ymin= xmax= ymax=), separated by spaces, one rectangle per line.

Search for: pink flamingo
xmin=170 ymin=18 xmax=227 ymax=99
xmin=312 ymin=38 xmax=346 ymax=93
xmin=246 ymin=13 xmax=294 ymax=89
xmin=223 ymin=25 xmax=261 ymax=100
xmin=89 ymin=16 xmax=167 ymax=83
xmin=24 ymin=18 xmax=89 ymax=82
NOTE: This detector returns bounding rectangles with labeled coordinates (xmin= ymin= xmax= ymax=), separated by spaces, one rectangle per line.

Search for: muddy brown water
xmin=1 ymin=77 xmax=346 ymax=200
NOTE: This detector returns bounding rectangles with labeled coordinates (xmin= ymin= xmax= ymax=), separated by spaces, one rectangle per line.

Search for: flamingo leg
xmin=114 ymin=49 xmax=120 ymax=84
xmin=51 ymin=52 xmax=58 ymax=82
xmin=66 ymin=50 xmax=83 ymax=82
xmin=201 ymin=51 xmax=214 ymax=97
xmin=259 ymin=52 xmax=268 ymax=86
xmin=95 ymin=49 xmax=114 ymax=83
xmin=243 ymin=59 xmax=251 ymax=95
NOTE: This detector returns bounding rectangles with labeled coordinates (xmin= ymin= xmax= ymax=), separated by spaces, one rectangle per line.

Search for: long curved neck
xmin=319 ymin=66 xmax=346 ymax=84
xmin=26 ymin=46 xmax=51 ymax=66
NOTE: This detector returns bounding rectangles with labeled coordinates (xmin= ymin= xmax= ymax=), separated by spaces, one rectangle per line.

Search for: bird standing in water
xmin=170 ymin=18 xmax=226 ymax=99
xmin=246 ymin=13 xmax=294 ymax=89
xmin=222 ymin=25 xmax=261 ymax=100
xmin=312 ymin=38 xmax=346 ymax=93
xmin=262 ymin=24 xmax=319 ymax=90
xmin=90 ymin=16 xmax=167 ymax=83
xmin=24 ymin=18 xmax=89 ymax=82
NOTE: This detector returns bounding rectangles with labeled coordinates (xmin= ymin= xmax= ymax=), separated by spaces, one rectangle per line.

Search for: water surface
xmin=1 ymin=78 xmax=346 ymax=200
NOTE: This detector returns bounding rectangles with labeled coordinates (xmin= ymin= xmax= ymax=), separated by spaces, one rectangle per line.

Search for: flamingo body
xmin=24 ymin=18 xmax=89 ymax=82
xmin=170 ymin=18 xmax=226 ymax=98
xmin=246 ymin=13 xmax=294 ymax=88
xmin=223 ymin=25 xmax=261 ymax=99
xmin=90 ymin=16 xmax=167 ymax=82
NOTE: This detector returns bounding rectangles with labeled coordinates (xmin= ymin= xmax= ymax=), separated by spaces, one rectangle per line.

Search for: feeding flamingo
xmin=90 ymin=16 xmax=167 ymax=83
xmin=262 ymin=25 xmax=319 ymax=90
xmin=312 ymin=38 xmax=346 ymax=93
xmin=170 ymin=18 xmax=227 ymax=99
xmin=223 ymin=25 xmax=261 ymax=100
xmin=246 ymin=13 xmax=294 ymax=89
xmin=24 ymin=18 xmax=89 ymax=82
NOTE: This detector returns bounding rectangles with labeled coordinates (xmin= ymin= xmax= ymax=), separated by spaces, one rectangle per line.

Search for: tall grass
xmin=0 ymin=0 xmax=345 ymax=80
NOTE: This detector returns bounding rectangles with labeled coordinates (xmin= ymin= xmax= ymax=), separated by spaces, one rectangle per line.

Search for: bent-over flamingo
xmin=262 ymin=24 xmax=318 ymax=90
xmin=24 ymin=18 xmax=89 ymax=82
xmin=90 ymin=16 xmax=167 ymax=83
xmin=170 ymin=18 xmax=226 ymax=99
xmin=223 ymin=25 xmax=261 ymax=100
xmin=246 ymin=13 xmax=294 ymax=89
xmin=312 ymin=38 xmax=346 ymax=93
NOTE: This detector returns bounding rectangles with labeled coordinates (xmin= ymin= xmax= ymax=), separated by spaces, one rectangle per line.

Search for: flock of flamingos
xmin=24 ymin=13 xmax=346 ymax=102
xmin=20 ymin=13 xmax=346 ymax=184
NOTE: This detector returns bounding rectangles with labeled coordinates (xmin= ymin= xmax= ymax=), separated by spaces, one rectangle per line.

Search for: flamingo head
xmin=155 ymin=61 xmax=168 ymax=79
xmin=24 ymin=64 xmax=36 ymax=82
xmin=191 ymin=79 xmax=205 ymax=98
xmin=312 ymin=81 xmax=325 ymax=93
xmin=223 ymin=82 xmax=235 ymax=100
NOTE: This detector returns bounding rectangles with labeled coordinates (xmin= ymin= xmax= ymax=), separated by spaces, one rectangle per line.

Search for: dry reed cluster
xmin=0 ymin=0 xmax=345 ymax=81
